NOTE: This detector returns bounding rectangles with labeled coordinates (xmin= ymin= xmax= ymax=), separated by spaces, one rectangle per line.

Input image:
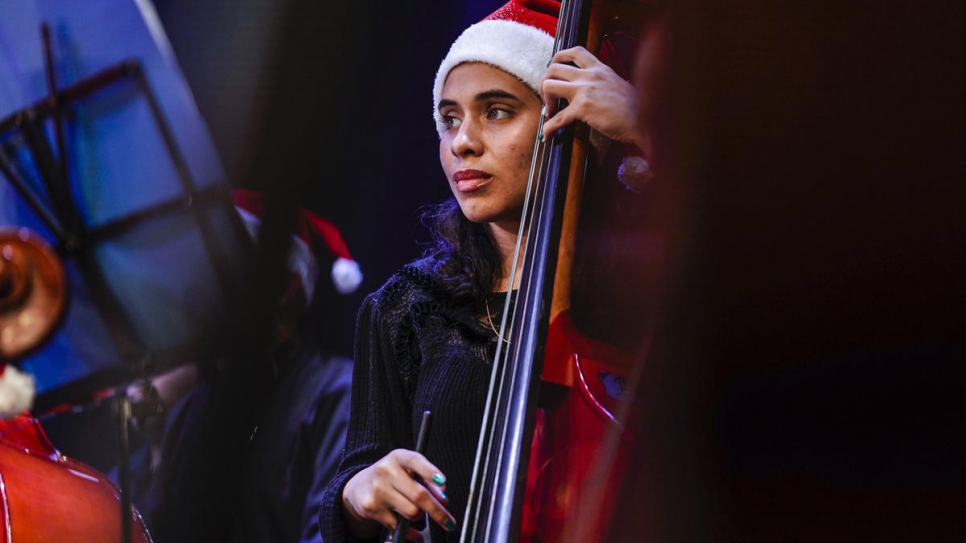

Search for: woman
xmin=319 ymin=1 xmax=644 ymax=541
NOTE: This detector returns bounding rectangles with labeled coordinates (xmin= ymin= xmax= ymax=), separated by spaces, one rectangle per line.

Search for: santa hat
xmin=232 ymin=189 xmax=363 ymax=299
xmin=433 ymin=0 xmax=561 ymax=136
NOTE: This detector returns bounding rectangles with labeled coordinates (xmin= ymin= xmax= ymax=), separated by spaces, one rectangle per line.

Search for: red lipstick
xmin=453 ymin=169 xmax=492 ymax=192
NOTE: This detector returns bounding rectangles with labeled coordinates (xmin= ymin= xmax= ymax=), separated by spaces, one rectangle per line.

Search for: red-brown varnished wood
xmin=0 ymin=415 xmax=151 ymax=543
xmin=524 ymin=311 xmax=636 ymax=543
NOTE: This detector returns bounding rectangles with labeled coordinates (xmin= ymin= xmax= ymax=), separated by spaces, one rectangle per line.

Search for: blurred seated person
xmin=115 ymin=190 xmax=361 ymax=543
xmin=232 ymin=190 xmax=361 ymax=543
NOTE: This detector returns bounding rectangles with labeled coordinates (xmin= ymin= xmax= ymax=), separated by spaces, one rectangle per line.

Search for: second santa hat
xmin=233 ymin=189 xmax=363 ymax=298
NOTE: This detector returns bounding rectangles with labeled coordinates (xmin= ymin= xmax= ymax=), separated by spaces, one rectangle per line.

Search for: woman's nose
xmin=451 ymin=119 xmax=484 ymax=157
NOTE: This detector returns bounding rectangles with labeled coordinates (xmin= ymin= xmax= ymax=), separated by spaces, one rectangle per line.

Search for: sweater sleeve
xmin=318 ymin=288 xmax=418 ymax=543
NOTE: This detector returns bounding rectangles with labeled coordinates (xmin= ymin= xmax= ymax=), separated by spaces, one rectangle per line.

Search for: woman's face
xmin=438 ymin=62 xmax=543 ymax=228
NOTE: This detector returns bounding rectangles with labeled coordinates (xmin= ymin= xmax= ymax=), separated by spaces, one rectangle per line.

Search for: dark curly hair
xmin=422 ymin=197 xmax=502 ymax=307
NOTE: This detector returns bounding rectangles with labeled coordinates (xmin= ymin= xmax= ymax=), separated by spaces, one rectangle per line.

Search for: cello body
xmin=0 ymin=415 xmax=152 ymax=543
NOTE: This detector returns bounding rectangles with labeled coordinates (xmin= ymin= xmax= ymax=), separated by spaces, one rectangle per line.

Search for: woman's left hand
xmin=540 ymin=46 xmax=644 ymax=146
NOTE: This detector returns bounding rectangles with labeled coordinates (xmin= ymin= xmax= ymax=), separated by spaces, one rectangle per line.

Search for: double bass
xmin=462 ymin=1 xmax=669 ymax=541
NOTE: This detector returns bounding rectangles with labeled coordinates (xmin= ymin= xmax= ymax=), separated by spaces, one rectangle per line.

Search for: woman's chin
xmin=456 ymin=203 xmax=492 ymax=224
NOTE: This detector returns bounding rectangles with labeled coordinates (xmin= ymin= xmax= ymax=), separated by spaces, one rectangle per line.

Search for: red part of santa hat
xmin=485 ymin=0 xmax=559 ymax=34
xmin=232 ymin=189 xmax=363 ymax=296
xmin=433 ymin=0 xmax=561 ymax=136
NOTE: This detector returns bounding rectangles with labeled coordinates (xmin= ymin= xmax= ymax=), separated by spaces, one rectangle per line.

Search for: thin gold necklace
xmin=485 ymin=298 xmax=510 ymax=344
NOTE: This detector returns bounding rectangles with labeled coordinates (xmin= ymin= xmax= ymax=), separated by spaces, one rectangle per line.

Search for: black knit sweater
xmin=319 ymin=256 xmax=504 ymax=543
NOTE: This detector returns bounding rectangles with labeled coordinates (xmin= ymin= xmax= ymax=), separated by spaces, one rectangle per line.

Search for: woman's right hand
xmin=341 ymin=449 xmax=458 ymax=540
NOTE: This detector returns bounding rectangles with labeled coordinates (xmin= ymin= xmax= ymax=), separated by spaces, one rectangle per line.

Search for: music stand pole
xmin=114 ymin=392 xmax=134 ymax=543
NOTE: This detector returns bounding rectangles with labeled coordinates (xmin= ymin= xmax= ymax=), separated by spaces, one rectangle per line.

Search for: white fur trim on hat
xmin=433 ymin=19 xmax=554 ymax=136
xmin=331 ymin=257 xmax=363 ymax=294
xmin=0 ymin=365 xmax=35 ymax=418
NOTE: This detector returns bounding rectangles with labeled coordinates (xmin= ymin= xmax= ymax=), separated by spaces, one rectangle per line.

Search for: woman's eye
xmin=487 ymin=107 xmax=512 ymax=121
xmin=442 ymin=115 xmax=462 ymax=129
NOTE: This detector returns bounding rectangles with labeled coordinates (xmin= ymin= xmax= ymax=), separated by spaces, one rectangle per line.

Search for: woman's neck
xmin=488 ymin=221 xmax=527 ymax=292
